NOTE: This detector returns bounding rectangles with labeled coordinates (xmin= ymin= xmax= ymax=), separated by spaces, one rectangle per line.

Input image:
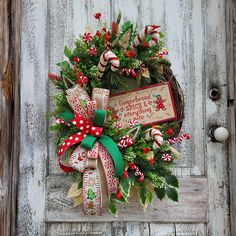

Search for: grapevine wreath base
xmin=49 ymin=12 xmax=189 ymax=216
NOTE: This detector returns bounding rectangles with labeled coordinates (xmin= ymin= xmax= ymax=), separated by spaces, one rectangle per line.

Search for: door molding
xmin=226 ymin=0 xmax=236 ymax=235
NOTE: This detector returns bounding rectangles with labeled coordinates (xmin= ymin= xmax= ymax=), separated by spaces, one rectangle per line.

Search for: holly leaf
xmin=146 ymin=191 xmax=153 ymax=204
xmin=139 ymin=186 xmax=146 ymax=206
xmin=165 ymin=175 xmax=179 ymax=188
xmin=165 ymin=186 xmax=178 ymax=202
xmin=154 ymin=187 xmax=165 ymax=200
xmin=120 ymin=178 xmax=131 ymax=197
xmin=64 ymin=46 xmax=72 ymax=58
xmin=108 ymin=200 xmax=118 ymax=217
xmin=122 ymin=21 xmax=132 ymax=32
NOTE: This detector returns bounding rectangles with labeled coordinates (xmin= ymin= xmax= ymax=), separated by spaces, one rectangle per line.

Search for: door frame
xmin=0 ymin=0 xmax=21 ymax=235
xmin=0 ymin=0 xmax=235 ymax=235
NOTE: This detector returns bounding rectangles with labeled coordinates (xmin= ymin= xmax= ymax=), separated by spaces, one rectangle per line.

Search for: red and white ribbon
xmin=69 ymin=142 xmax=117 ymax=215
xmin=98 ymin=50 xmax=119 ymax=77
xmin=133 ymin=25 xmax=160 ymax=47
xmin=60 ymin=85 xmax=118 ymax=215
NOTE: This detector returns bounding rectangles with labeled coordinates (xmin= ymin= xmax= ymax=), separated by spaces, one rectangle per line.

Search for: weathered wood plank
xmin=149 ymin=224 xmax=175 ymax=236
xmin=111 ymin=222 xmax=149 ymax=236
xmin=112 ymin=0 xmax=205 ymax=175
xmin=175 ymin=223 xmax=206 ymax=236
xmin=203 ymin=0 xmax=230 ymax=235
xmin=47 ymin=222 xmax=112 ymax=236
xmin=0 ymin=0 xmax=20 ymax=235
xmin=17 ymin=0 xmax=48 ymax=235
xmin=48 ymin=0 xmax=112 ymax=175
xmin=45 ymin=176 xmax=207 ymax=222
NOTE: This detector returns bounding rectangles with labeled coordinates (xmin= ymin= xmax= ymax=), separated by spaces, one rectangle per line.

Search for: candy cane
xmin=133 ymin=25 xmax=160 ymax=47
xmin=98 ymin=50 xmax=119 ymax=77
xmin=166 ymin=133 xmax=190 ymax=145
xmin=122 ymin=68 xmax=137 ymax=77
xmin=145 ymin=128 xmax=164 ymax=149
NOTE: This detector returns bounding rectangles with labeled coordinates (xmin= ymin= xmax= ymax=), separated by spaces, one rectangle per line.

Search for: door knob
xmin=209 ymin=127 xmax=229 ymax=142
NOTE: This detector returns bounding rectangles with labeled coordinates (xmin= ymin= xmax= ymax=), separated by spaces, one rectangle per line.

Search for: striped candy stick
xmin=98 ymin=50 xmax=119 ymax=77
xmin=133 ymin=25 xmax=160 ymax=47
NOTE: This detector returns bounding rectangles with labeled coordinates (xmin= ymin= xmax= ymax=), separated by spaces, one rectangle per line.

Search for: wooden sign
xmin=108 ymin=82 xmax=177 ymax=128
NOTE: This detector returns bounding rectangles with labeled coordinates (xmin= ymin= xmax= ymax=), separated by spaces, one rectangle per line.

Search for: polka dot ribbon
xmin=58 ymin=110 xmax=104 ymax=157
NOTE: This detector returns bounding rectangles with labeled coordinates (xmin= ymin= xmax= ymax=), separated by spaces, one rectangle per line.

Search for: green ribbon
xmin=60 ymin=109 xmax=124 ymax=177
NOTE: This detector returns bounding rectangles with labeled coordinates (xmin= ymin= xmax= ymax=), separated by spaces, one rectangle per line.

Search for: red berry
xmin=139 ymin=178 xmax=144 ymax=183
xmin=141 ymin=41 xmax=149 ymax=48
xmin=125 ymin=50 xmax=135 ymax=58
xmin=165 ymin=127 xmax=174 ymax=136
xmin=142 ymin=147 xmax=150 ymax=153
xmin=128 ymin=162 xmax=135 ymax=170
xmin=73 ymin=57 xmax=80 ymax=63
xmin=104 ymin=33 xmax=110 ymax=41
xmin=112 ymin=114 xmax=119 ymax=120
xmin=94 ymin=12 xmax=101 ymax=20
xmin=96 ymin=30 xmax=101 ymax=37
xmin=123 ymin=170 xmax=128 ymax=179
xmin=115 ymin=192 xmax=123 ymax=199
xmin=149 ymin=158 xmax=155 ymax=165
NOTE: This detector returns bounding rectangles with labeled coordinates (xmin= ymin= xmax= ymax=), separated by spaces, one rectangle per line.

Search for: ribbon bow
xmin=57 ymin=85 xmax=124 ymax=177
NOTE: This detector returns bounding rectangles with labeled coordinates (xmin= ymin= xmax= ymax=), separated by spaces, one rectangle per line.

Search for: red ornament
xmin=165 ymin=127 xmax=174 ymax=136
xmin=149 ymin=158 xmax=155 ymax=165
xmin=82 ymin=32 xmax=92 ymax=43
xmin=142 ymin=147 xmax=150 ymax=153
xmin=115 ymin=192 xmax=123 ymax=199
xmin=128 ymin=162 xmax=135 ymax=170
xmin=96 ymin=30 xmax=101 ymax=37
xmin=125 ymin=50 xmax=135 ymax=58
xmin=73 ymin=57 xmax=80 ymax=63
xmin=123 ymin=170 xmax=128 ymax=179
xmin=94 ymin=12 xmax=101 ymax=20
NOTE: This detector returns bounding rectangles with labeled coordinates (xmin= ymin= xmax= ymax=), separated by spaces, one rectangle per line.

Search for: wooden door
xmin=17 ymin=0 xmax=232 ymax=235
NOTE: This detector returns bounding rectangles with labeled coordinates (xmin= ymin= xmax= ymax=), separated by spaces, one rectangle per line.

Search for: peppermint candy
xmin=87 ymin=47 xmax=96 ymax=56
xmin=117 ymin=135 xmax=134 ymax=149
xmin=129 ymin=118 xmax=138 ymax=127
xmin=77 ymin=72 xmax=88 ymax=85
xmin=133 ymin=25 xmax=160 ymax=47
xmin=98 ymin=50 xmax=119 ymax=77
xmin=82 ymin=32 xmax=92 ymax=43
xmin=161 ymin=154 xmax=172 ymax=162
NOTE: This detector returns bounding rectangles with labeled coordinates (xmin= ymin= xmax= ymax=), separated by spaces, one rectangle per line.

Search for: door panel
xmin=18 ymin=0 xmax=230 ymax=235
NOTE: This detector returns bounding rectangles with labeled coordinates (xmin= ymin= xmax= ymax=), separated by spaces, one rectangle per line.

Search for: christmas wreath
xmin=49 ymin=12 xmax=190 ymax=216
